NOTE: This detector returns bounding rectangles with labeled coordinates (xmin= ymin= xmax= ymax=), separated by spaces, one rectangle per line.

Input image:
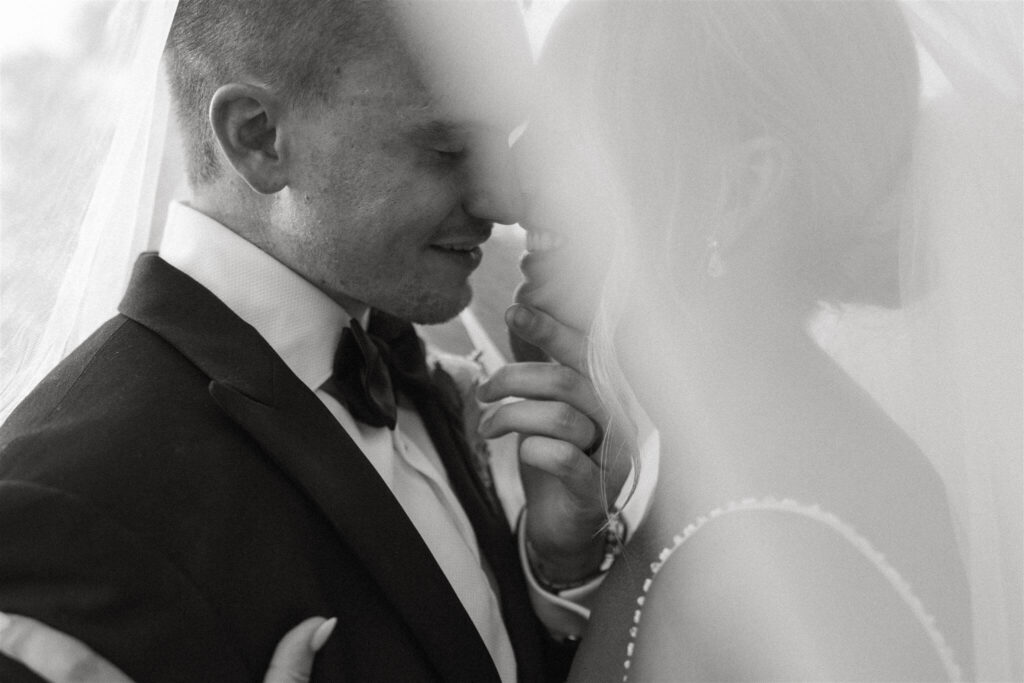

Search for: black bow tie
xmin=325 ymin=312 xmax=432 ymax=430
xmin=324 ymin=311 xmax=545 ymax=676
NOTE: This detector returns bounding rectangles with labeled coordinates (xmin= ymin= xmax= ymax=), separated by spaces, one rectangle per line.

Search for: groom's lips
xmin=429 ymin=226 xmax=492 ymax=270
xmin=430 ymin=243 xmax=484 ymax=269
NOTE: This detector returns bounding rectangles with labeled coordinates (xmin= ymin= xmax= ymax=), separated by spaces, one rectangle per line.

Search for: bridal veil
xmin=1 ymin=1 xmax=1020 ymax=679
xmin=825 ymin=3 xmax=1023 ymax=677
xmin=1 ymin=0 xmax=180 ymax=420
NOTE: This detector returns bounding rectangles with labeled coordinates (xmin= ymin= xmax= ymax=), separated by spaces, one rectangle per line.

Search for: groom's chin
xmin=410 ymin=288 xmax=474 ymax=326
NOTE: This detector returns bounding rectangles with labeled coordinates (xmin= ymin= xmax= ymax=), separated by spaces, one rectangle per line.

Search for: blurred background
xmin=2 ymin=3 xmax=125 ymax=381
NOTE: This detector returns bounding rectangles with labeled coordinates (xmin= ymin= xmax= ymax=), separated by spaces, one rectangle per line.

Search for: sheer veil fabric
xmin=1 ymin=0 xmax=181 ymax=422
xmin=1 ymin=1 xmax=1020 ymax=680
xmin=900 ymin=6 xmax=1021 ymax=677
xmin=816 ymin=3 xmax=1022 ymax=678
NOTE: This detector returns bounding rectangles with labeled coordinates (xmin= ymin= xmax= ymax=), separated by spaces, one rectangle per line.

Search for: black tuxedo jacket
xmin=0 ymin=254 xmax=555 ymax=682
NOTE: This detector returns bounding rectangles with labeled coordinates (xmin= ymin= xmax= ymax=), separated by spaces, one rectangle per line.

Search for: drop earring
xmin=705 ymin=235 xmax=727 ymax=279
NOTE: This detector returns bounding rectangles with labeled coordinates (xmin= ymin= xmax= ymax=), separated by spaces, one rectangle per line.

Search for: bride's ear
xmin=717 ymin=136 xmax=792 ymax=252
xmin=210 ymin=83 xmax=289 ymax=194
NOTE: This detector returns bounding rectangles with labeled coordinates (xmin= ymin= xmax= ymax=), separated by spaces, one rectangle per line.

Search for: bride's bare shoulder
xmin=625 ymin=506 xmax=951 ymax=682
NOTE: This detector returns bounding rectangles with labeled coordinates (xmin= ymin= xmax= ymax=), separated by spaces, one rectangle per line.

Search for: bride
xmin=1 ymin=1 xmax=1018 ymax=681
xmin=495 ymin=0 xmax=1020 ymax=680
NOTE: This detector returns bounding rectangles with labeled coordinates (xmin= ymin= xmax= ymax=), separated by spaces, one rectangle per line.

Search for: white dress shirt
xmin=159 ymin=203 xmax=517 ymax=682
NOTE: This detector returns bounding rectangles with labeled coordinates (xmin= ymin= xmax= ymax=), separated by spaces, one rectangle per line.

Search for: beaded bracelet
xmin=526 ymin=512 xmax=625 ymax=594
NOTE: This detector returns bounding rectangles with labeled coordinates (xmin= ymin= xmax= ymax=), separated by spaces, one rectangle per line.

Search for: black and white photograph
xmin=0 ymin=1 xmax=1020 ymax=681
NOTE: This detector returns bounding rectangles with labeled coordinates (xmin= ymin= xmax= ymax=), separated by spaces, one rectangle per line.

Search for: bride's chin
xmin=514 ymin=279 xmax=596 ymax=332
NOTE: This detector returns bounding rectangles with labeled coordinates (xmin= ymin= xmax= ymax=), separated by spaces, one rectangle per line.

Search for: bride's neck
xmin=621 ymin=279 xmax=817 ymax=397
xmin=618 ymin=284 xmax=832 ymax=502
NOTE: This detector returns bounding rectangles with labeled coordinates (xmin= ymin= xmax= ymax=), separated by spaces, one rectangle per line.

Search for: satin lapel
xmin=117 ymin=254 xmax=500 ymax=682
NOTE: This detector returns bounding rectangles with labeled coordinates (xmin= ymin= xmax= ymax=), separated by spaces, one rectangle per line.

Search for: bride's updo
xmin=545 ymin=0 xmax=920 ymax=310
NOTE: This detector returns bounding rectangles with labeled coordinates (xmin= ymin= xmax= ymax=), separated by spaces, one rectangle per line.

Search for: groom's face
xmin=280 ymin=46 xmax=525 ymax=325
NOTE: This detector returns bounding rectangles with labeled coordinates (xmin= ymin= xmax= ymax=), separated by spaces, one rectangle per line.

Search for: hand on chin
xmin=513 ymin=264 xmax=599 ymax=336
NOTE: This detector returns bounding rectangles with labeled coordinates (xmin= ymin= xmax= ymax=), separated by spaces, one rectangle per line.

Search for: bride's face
xmin=512 ymin=23 xmax=625 ymax=331
xmin=512 ymin=122 xmax=617 ymax=331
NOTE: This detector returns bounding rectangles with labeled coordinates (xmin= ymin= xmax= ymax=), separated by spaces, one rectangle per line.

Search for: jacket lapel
xmin=411 ymin=368 xmax=545 ymax=682
xmin=118 ymin=254 xmax=500 ymax=682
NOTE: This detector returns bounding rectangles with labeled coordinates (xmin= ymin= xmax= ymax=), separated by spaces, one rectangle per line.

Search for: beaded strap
xmin=622 ymin=497 xmax=963 ymax=682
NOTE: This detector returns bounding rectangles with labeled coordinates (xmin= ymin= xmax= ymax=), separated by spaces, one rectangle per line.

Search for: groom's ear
xmin=210 ymin=83 xmax=288 ymax=194
xmin=718 ymin=136 xmax=792 ymax=251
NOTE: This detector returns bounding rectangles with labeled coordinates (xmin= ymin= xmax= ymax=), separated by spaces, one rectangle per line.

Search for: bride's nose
xmin=464 ymin=143 xmax=526 ymax=226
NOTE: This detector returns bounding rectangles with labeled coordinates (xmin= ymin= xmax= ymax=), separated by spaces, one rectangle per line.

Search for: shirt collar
xmin=158 ymin=201 xmax=354 ymax=391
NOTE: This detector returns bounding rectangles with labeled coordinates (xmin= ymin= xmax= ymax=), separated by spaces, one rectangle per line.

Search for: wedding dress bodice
xmin=619 ymin=497 xmax=964 ymax=682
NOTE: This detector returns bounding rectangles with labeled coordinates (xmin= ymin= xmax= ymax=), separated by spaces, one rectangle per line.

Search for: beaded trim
xmin=621 ymin=497 xmax=963 ymax=682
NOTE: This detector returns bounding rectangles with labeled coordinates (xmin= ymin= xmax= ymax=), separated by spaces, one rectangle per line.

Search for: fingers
xmin=477 ymin=362 xmax=601 ymax=417
xmin=479 ymin=399 xmax=600 ymax=452
xmin=263 ymin=616 xmax=337 ymax=683
xmin=505 ymin=304 xmax=589 ymax=373
xmin=519 ymin=435 xmax=599 ymax=491
xmin=480 ymin=311 xmax=606 ymax=455
xmin=0 ymin=611 xmax=133 ymax=683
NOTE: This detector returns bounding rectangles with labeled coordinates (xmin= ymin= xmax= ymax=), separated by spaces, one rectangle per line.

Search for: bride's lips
xmin=525 ymin=229 xmax=565 ymax=253
xmin=517 ymin=227 xmax=601 ymax=329
xmin=519 ymin=228 xmax=566 ymax=278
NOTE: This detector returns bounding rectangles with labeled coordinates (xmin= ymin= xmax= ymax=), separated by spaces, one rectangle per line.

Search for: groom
xmin=0 ymin=1 xmax=616 ymax=681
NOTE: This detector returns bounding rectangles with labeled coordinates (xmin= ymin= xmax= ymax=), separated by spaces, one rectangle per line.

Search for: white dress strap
xmin=622 ymin=497 xmax=964 ymax=682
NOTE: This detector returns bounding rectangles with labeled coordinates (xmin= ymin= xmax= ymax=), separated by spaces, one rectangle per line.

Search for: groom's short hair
xmin=165 ymin=0 xmax=392 ymax=187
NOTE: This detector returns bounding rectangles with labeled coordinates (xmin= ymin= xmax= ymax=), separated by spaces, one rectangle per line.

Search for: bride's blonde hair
xmin=541 ymin=0 xmax=921 ymax=510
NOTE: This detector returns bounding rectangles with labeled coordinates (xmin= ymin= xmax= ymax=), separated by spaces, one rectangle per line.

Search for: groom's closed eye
xmin=410 ymin=120 xmax=471 ymax=166
xmin=432 ymin=146 xmax=468 ymax=163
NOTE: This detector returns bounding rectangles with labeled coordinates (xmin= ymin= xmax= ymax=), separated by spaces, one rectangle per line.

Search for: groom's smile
xmin=271 ymin=48 xmax=525 ymax=326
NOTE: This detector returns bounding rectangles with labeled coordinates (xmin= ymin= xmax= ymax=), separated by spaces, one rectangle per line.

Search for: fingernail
xmin=506 ymin=304 xmax=534 ymax=330
xmin=310 ymin=617 xmax=337 ymax=652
